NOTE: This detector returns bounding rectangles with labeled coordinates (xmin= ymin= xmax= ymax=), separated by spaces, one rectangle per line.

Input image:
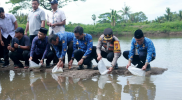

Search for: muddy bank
xmin=92 ymin=32 xmax=182 ymax=37
xmin=0 ymin=60 xmax=168 ymax=79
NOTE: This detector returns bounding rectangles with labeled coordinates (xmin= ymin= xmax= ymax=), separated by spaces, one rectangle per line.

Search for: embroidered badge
xmin=114 ymin=41 xmax=121 ymax=53
xmin=90 ymin=40 xmax=92 ymax=42
xmin=62 ymin=40 xmax=65 ymax=43
xmin=89 ymin=48 xmax=92 ymax=50
xmin=76 ymin=41 xmax=79 ymax=45
xmin=64 ymin=48 xmax=67 ymax=51
xmin=85 ymin=42 xmax=87 ymax=45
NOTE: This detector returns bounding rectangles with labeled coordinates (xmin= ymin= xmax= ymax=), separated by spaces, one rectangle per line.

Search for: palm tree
xmin=119 ymin=5 xmax=131 ymax=23
xmin=165 ymin=7 xmax=172 ymax=21
xmin=92 ymin=14 xmax=96 ymax=25
xmin=179 ymin=10 xmax=182 ymax=21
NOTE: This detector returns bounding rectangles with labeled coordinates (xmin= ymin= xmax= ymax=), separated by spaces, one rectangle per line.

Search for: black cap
xmin=103 ymin=28 xmax=113 ymax=40
xmin=50 ymin=0 xmax=58 ymax=4
xmin=134 ymin=29 xmax=144 ymax=39
xmin=15 ymin=27 xmax=24 ymax=34
xmin=37 ymin=27 xmax=48 ymax=35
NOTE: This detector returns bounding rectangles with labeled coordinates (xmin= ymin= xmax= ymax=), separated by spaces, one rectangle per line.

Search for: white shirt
xmin=47 ymin=8 xmax=66 ymax=34
xmin=0 ymin=13 xmax=16 ymax=38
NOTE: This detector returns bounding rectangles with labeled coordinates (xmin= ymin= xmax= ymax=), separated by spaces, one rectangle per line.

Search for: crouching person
xmin=48 ymin=31 xmax=74 ymax=69
xmin=123 ymin=29 xmax=156 ymax=71
xmin=8 ymin=27 xmax=30 ymax=69
xmin=29 ymin=27 xmax=54 ymax=68
xmin=68 ymin=26 xmax=97 ymax=70
xmin=94 ymin=28 xmax=121 ymax=73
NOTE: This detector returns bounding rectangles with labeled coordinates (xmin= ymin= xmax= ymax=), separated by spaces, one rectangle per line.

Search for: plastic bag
xmin=98 ymin=59 xmax=109 ymax=75
xmin=128 ymin=66 xmax=146 ymax=76
xmin=29 ymin=60 xmax=41 ymax=69
xmin=52 ymin=65 xmax=63 ymax=73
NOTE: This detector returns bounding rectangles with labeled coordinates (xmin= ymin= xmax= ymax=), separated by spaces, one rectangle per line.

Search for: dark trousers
xmin=2 ymin=35 xmax=12 ymax=64
xmin=0 ymin=42 xmax=4 ymax=58
xmin=74 ymin=46 xmax=97 ymax=65
xmin=31 ymin=51 xmax=54 ymax=65
xmin=100 ymin=51 xmax=114 ymax=62
xmin=30 ymin=35 xmax=37 ymax=44
xmin=53 ymin=41 xmax=73 ymax=64
xmin=9 ymin=50 xmax=30 ymax=67
xmin=123 ymin=50 xmax=155 ymax=68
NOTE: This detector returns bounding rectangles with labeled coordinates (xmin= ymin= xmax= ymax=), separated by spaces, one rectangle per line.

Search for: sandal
xmin=24 ymin=66 xmax=29 ymax=69
xmin=14 ymin=66 xmax=19 ymax=69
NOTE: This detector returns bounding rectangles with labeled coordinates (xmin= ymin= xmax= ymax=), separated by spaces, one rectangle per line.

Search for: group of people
xmin=0 ymin=0 xmax=156 ymax=72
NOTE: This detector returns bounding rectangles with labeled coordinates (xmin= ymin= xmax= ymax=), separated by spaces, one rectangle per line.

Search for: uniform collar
xmin=31 ymin=8 xmax=40 ymax=12
xmin=80 ymin=33 xmax=86 ymax=41
xmin=51 ymin=9 xmax=58 ymax=13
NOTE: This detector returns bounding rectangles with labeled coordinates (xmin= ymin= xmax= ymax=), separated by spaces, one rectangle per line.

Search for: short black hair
xmin=134 ymin=29 xmax=144 ymax=39
xmin=48 ymin=34 xmax=58 ymax=43
xmin=0 ymin=7 xmax=4 ymax=13
xmin=32 ymin=0 xmax=39 ymax=4
xmin=74 ymin=26 xmax=83 ymax=35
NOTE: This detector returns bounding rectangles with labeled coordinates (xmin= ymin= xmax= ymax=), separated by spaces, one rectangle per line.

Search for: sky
xmin=1 ymin=0 xmax=182 ymax=24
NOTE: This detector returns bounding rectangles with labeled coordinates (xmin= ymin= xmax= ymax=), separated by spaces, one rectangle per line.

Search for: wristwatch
xmin=18 ymin=45 xmax=20 ymax=48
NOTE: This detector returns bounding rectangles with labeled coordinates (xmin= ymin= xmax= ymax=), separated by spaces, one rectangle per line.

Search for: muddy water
xmin=0 ymin=36 xmax=182 ymax=100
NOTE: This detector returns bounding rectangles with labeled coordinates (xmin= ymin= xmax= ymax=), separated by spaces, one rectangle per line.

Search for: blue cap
xmin=50 ymin=0 xmax=58 ymax=4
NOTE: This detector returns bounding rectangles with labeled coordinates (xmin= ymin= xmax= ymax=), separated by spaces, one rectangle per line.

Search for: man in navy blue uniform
xmin=123 ymin=29 xmax=156 ymax=71
xmin=68 ymin=26 xmax=97 ymax=70
xmin=48 ymin=31 xmax=74 ymax=69
xmin=29 ymin=27 xmax=54 ymax=68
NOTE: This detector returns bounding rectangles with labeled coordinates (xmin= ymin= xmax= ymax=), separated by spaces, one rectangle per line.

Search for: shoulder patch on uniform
xmin=64 ymin=48 xmax=67 ymax=51
xmin=85 ymin=42 xmax=87 ymax=45
xmin=114 ymin=41 xmax=121 ymax=53
xmin=76 ymin=41 xmax=79 ymax=45
xmin=90 ymin=40 xmax=92 ymax=42
xmin=62 ymin=40 xmax=65 ymax=43
xmin=89 ymin=47 xmax=92 ymax=50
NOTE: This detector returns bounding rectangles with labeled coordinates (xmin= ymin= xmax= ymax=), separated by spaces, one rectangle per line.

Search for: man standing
xmin=68 ymin=26 xmax=97 ymax=70
xmin=8 ymin=27 xmax=30 ymax=69
xmin=123 ymin=29 xmax=156 ymax=71
xmin=0 ymin=7 xmax=18 ymax=67
xmin=25 ymin=0 xmax=45 ymax=43
xmin=47 ymin=0 xmax=66 ymax=34
xmin=29 ymin=27 xmax=54 ymax=68
xmin=94 ymin=28 xmax=121 ymax=73
xmin=48 ymin=31 xmax=74 ymax=69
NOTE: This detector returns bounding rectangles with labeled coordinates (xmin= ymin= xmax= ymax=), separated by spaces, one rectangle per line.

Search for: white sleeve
xmin=10 ymin=14 xmax=17 ymax=23
xmin=60 ymin=10 xmax=66 ymax=21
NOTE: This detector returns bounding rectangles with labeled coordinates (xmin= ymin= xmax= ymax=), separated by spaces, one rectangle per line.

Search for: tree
xmin=6 ymin=0 xmax=86 ymax=14
xmin=179 ymin=10 xmax=182 ymax=21
xmin=119 ymin=5 xmax=131 ymax=23
xmin=108 ymin=9 xmax=119 ymax=26
xmin=129 ymin=11 xmax=148 ymax=23
xmin=91 ymin=14 xmax=96 ymax=25
xmin=164 ymin=7 xmax=172 ymax=21
xmin=97 ymin=12 xmax=111 ymax=23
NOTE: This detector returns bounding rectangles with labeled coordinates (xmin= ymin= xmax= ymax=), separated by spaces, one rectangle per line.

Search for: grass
xmin=18 ymin=21 xmax=182 ymax=36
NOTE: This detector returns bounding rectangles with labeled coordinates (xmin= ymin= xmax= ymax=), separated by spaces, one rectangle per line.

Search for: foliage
xmin=6 ymin=0 xmax=86 ymax=14
xmin=91 ymin=14 xmax=96 ymax=25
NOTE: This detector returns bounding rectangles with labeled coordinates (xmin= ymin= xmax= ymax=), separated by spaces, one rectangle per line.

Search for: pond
xmin=0 ymin=36 xmax=182 ymax=100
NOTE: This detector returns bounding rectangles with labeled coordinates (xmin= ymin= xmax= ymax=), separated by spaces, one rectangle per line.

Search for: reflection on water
xmin=0 ymin=71 xmax=157 ymax=100
xmin=0 ymin=37 xmax=182 ymax=100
